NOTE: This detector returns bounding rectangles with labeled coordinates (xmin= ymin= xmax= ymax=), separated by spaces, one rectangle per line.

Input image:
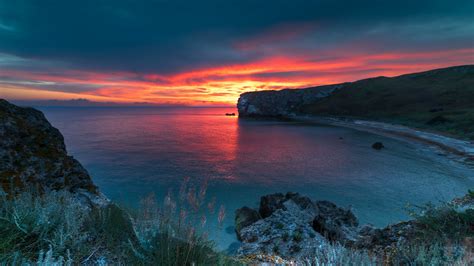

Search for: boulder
xmin=235 ymin=207 xmax=261 ymax=240
xmin=238 ymin=200 xmax=326 ymax=260
xmin=259 ymin=192 xmax=315 ymax=218
xmin=352 ymin=221 xmax=419 ymax=250
xmin=312 ymin=201 xmax=359 ymax=243
xmin=372 ymin=142 xmax=384 ymax=150
xmin=259 ymin=193 xmax=286 ymax=218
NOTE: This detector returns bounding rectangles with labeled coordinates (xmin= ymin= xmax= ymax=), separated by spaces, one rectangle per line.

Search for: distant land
xmin=238 ymin=65 xmax=474 ymax=140
xmin=11 ymin=99 xmax=228 ymax=108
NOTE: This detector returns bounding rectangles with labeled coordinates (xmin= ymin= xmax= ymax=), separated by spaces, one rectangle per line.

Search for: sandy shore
xmin=293 ymin=116 xmax=474 ymax=166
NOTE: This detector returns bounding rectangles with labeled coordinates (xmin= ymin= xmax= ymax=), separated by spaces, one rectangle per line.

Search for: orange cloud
xmin=2 ymin=48 xmax=473 ymax=105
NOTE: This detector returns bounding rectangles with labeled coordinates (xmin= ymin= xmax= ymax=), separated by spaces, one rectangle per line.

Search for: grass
xmin=300 ymin=242 xmax=473 ymax=265
xmin=0 ymin=189 xmax=90 ymax=263
xmin=406 ymin=192 xmax=474 ymax=242
xmin=0 ymin=179 xmax=240 ymax=265
xmin=301 ymin=65 xmax=474 ymax=140
xmin=1 ymin=184 xmax=473 ymax=265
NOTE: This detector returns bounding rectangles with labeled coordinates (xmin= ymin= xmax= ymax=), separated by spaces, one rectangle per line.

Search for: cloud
xmin=0 ymin=0 xmax=473 ymax=105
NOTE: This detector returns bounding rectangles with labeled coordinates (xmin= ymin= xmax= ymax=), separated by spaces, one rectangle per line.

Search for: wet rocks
xmin=372 ymin=142 xmax=384 ymax=150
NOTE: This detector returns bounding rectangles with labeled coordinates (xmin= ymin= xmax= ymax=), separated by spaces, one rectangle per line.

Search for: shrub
xmin=407 ymin=201 xmax=474 ymax=241
xmin=387 ymin=243 xmax=473 ymax=265
xmin=292 ymin=230 xmax=303 ymax=242
xmin=0 ymin=179 xmax=239 ymax=265
xmin=468 ymin=189 xmax=474 ymax=199
xmin=0 ymin=189 xmax=88 ymax=263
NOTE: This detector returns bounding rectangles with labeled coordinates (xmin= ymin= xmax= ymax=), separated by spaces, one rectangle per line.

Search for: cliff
xmin=237 ymin=65 xmax=474 ymax=140
xmin=237 ymin=84 xmax=343 ymax=117
xmin=0 ymin=99 xmax=106 ymax=205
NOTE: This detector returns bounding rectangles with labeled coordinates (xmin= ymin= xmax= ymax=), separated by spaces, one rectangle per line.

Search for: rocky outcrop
xmin=312 ymin=200 xmax=359 ymax=244
xmin=0 ymin=99 xmax=107 ymax=206
xmin=237 ymin=84 xmax=343 ymax=117
xmin=235 ymin=192 xmax=450 ymax=262
xmin=236 ymin=192 xmax=363 ymax=260
xmin=237 ymin=194 xmax=326 ymax=260
xmin=235 ymin=207 xmax=261 ymax=241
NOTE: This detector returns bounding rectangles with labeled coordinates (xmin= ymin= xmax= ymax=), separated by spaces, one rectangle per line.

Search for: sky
xmin=0 ymin=0 xmax=473 ymax=106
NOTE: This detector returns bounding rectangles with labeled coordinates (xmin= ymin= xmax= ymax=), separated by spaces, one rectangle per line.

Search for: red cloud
xmin=2 ymin=48 xmax=473 ymax=105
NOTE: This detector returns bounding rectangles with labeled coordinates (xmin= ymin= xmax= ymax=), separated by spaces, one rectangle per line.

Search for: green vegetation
xmin=302 ymin=65 xmax=474 ymax=140
xmin=407 ymin=194 xmax=474 ymax=242
xmin=308 ymin=242 xmax=472 ymax=265
xmin=0 ymin=183 xmax=240 ymax=265
xmin=292 ymin=230 xmax=303 ymax=242
xmin=1 ymin=186 xmax=473 ymax=265
xmin=469 ymin=189 xmax=474 ymax=198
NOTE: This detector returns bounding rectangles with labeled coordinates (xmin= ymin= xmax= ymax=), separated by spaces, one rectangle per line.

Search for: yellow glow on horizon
xmin=1 ymin=48 xmax=473 ymax=106
xmin=0 ymin=85 xmax=131 ymax=103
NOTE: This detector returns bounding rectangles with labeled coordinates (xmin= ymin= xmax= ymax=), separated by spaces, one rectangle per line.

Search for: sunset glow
xmin=1 ymin=1 xmax=473 ymax=106
xmin=3 ymin=48 xmax=474 ymax=106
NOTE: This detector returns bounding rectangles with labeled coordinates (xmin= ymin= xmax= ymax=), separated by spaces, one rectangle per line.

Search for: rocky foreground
xmin=0 ymin=99 xmax=108 ymax=205
xmin=235 ymin=192 xmax=474 ymax=263
xmin=1 ymin=99 xmax=473 ymax=264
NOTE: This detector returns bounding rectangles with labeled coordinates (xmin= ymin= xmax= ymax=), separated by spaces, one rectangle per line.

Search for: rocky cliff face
xmin=237 ymin=84 xmax=342 ymax=117
xmin=237 ymin=66 xmax=474 ymax=141
xmin=0 ymin=99 xmax=106 ymax=205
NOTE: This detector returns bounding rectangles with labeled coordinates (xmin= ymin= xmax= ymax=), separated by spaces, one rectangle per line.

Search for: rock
xmin=237 ymin=192 xmax=357 ymax=261
xmin=237 ymin=191 xmax=472 ymax=263
xmin=236 ymin=191 xmax=424 ymax=262
xmin=0 ymin=99 xmax=108 ymax=206
xmin=312 ymin=201 xmax=359 ymax=244
xmin=235 ymin=207 xmax=261 ymax=241
xmin=237 ymin=84 xmax=343 ymax=117
xmin=426 ymin=115 xmax=450 ymax=125
xmin=352 ymin=221 xmax=419 ymax=250
xmin=259 ymin=192 xmax=315 ymax=218
xmin=238 ymin=200 xmax=326 ymax=260
xmin=259 ymin=193 xmax=286 ymax=218
xmin=372 ymin=142 xmax=384 ymax=150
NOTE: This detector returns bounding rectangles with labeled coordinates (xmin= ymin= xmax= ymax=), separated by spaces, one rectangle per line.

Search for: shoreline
xmin=290 ymin=115 xmax=474 ymax=166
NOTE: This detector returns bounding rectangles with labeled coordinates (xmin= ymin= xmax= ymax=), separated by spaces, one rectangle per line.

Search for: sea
xmin=39 ymin=106 xmax=474 ymax=251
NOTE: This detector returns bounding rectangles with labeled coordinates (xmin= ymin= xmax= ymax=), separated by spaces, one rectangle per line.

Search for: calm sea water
xmin=40 ymin=107 xmax=474 ymax=251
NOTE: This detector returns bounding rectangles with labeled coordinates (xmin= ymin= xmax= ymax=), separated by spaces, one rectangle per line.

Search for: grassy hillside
xmin=301 ymin=65 xmax=474 ymax=140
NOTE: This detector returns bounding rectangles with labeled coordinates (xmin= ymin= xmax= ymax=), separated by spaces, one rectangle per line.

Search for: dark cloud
xmin=0 ymin=0 xmax=473 ymax=75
